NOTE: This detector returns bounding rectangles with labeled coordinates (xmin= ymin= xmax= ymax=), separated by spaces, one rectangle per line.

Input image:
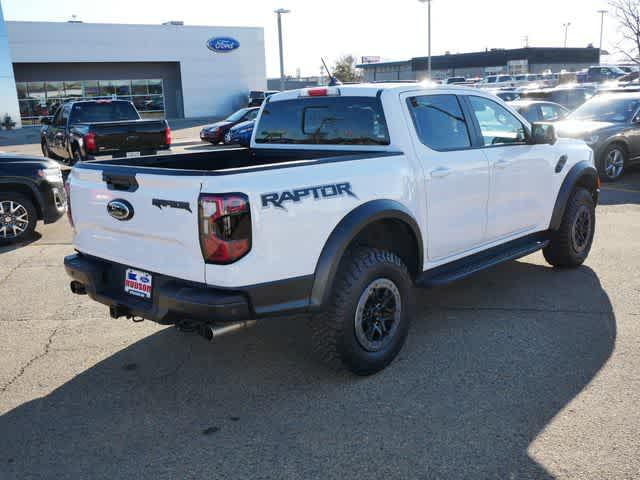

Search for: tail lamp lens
xmin=199 ymin=194 xmax=251 ymax=264
xmin=165 ymin=126 xmax=172 ymax=146
xmin=84 ymin=132 xmax=97 ymax=153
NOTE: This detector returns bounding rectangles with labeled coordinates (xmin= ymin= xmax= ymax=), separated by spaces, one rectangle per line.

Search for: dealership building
xmin=358 ymin=47 xmax=601 ymax=82
xmin=0 ymin=7 xmax=266 ymax=127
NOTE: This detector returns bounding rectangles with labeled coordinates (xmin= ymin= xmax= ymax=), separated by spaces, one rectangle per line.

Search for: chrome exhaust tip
xmin=200 ymin=320 xmax=257 ymax=341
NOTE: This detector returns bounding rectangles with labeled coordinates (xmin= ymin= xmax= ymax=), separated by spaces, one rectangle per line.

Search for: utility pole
xmin=274 ymin=8 xmax=291 ymax=92
xmin=563 ymin=22 xmax=571 ymax=48
xmin=598 ymin=10 xmax=607 ymax=57
xmin=418 ymin=0 xmax=432 ymax=79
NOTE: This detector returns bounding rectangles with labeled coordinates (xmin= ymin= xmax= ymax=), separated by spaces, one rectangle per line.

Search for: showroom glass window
xmin=406 ymin=94 xmax=471 ymax=150
xmin=15 ymin=79 xmax=166 ymax=125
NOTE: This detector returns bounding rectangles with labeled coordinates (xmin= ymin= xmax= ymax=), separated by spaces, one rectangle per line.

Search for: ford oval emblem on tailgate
xmin=107 ymin=199 xmax=134 ymax=221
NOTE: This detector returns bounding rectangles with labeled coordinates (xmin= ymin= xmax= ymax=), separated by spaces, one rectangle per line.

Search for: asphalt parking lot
xmin=1 ymin=130 xmax=640 ymax=478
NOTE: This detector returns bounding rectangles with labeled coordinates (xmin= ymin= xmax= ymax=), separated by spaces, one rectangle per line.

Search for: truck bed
xmin=78 ymin=147 xmax=398 ymax=175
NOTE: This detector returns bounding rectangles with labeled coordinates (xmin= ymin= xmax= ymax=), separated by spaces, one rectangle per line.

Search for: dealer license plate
xmin=124 ymin=268 xmax=153 ymax=299
xmin=127 ymin=151 xmax=141 ymax=157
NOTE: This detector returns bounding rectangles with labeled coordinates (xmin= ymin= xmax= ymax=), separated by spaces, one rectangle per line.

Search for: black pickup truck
xmin=40 ymin=100 xmax=171 ymax=165
xmin=0 ymin=154 xmax=67 ymax=244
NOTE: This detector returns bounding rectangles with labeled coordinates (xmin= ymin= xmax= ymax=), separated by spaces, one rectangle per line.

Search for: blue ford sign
xmin=206 ymin=37 xmax=240 ymax=53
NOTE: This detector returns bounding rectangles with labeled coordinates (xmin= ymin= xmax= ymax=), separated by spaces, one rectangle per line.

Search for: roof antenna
xmin=321 ymin=57 xmax=342 ymax=86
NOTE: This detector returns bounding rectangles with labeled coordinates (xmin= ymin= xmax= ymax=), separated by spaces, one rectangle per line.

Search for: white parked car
xmin=478 ymin=75 xmax=516 ymax=88
xmin=64 ymin=84 xmax=599 ymax=375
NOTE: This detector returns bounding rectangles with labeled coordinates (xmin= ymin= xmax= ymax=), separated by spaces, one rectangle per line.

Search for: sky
xmin=1 ymin=0 xmax=625 ymax=77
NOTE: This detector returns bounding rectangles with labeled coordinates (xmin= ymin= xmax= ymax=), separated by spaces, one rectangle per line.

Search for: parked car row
xmin=200 ymin=107 xmax=259 ymax=144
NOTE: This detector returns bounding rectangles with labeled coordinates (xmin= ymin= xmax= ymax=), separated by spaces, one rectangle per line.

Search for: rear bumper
xmin=64 ymin=253 xmax=251 ymax=325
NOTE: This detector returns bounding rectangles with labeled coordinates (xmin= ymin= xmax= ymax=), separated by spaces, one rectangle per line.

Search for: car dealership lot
xmin=0 ymin=172 xmax=638 ymax=478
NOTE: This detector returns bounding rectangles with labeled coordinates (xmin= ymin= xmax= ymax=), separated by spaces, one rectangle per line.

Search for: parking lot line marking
xmin=601 ymin=186 xmax=640 ymax=194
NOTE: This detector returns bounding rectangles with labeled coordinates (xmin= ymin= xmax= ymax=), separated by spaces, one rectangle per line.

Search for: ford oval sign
xmin=107 ymin=199 xmax=134 ymax=221
xmin=206 ymin=37 xmax=240 ymax=53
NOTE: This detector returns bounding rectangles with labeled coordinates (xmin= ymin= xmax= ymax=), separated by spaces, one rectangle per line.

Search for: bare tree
xmin=332 ymin=55 xmax=363 ymax=83
xmin=610 ymin=0 xmax=640 ymax=63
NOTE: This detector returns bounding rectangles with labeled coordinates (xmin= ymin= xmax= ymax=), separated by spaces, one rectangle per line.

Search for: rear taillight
xmin=64 ymin=179 xmax=74 ymax=229
xmin=198 ymin=194 xmax=251 ymax=264
xmin=84 ymin=132 xmax=96 ymax=153
xmin=164 ymin=126 xmax=172 ymax=146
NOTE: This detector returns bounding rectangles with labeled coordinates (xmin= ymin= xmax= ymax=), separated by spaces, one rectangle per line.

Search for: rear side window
xmin=70 ymin=101 xmax=140 ymax=123
xmin=407 ymin=94 xmax=471 ymax=151
xmin=255 ymin=97 xmax=390 ymax=145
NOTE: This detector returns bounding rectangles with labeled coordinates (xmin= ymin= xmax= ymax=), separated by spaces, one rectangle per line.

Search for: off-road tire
xmin=543 ymin=187 xmax=595 ymax=268
xmin=311 ymin=247 xmax=414 ymax=376
xmin=0 ymin=192 xmax=38 ymax=245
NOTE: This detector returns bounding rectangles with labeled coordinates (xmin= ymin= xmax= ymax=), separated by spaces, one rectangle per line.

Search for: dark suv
xmin=555 ymin=92 xmax=640 ymax=181
xmin=0 ymin=154 xmax=67 ymax=244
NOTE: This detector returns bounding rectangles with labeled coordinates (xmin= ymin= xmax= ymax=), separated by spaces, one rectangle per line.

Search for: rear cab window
xmin=70 ymin=101 xmax=140 ymax=123
xmin=255 ymin=96 xmax=390 ymax=146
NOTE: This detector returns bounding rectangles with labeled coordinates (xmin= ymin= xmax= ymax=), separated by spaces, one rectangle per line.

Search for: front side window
xmin=407 ymin=94 xmax=471 ymax=150
xmin=518 ymin=105 xmax=540 ymax=123
xmin=540 ymin=104 xmax=565 ymax=121
xmin=53 ymin=107 xmax=64 ymax=126
xmin=61 ymin=105 xmax=71 ymax=125
xmin=255 ymin=96 xmax=389 ymax=145
xmin=469 ymin=96 xmax=527 ymax=146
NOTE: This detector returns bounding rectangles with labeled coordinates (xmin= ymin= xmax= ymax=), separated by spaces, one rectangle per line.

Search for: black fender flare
xmin=0 ymin=178 xmax=45 ymax=219
xmin=549 ymin=160 xmax=599 ymax=231
xmin=309 ymin=199 xmax=423 ymax=310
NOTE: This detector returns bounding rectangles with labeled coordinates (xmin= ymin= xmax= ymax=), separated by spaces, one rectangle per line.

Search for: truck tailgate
xmin=69 ymin=166 xmax=205 ymax=283
xmin=90 ymin=120 xmax=166 ymax=151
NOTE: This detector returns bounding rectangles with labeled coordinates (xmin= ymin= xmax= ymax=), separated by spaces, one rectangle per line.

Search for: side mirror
xmin=531 ymin=122 xmax=557 ymax=145
xmin=40 ymin=117 xmax=51 ymax=125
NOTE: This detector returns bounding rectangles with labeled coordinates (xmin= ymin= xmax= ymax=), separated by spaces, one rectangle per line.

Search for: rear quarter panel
xmin=201 ymin=154 xmax=420 ymax=287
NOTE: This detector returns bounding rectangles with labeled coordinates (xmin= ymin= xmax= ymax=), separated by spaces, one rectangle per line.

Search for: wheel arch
xmin=549 ymin=160 xmax=599 ymax=231
xmin=309 ymin=199 xmax=423 ymax=311
xmin=0 ymin=180 xmax=44 ymax=220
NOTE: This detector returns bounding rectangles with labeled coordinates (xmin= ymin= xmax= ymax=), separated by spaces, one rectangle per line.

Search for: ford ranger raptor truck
xmin=64 ymin=84 xmax=599 ymax=375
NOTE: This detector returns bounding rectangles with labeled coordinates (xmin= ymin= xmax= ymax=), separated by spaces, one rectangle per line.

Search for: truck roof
xmin=268 ymin=83 xmax=486 ymax=101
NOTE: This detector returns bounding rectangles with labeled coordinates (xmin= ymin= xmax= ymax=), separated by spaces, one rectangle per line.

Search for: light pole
xmin=418 ymin=0 xmax=432 ymax=80
xmin=274 ymin=8 xmax=291 ymax=92
xmin=563 ymin=22 xmax=571 ymax=48
xmin=598 ymin=10 xmax=607 ymax=55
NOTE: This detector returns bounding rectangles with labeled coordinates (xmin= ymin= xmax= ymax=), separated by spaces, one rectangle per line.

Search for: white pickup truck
xmin=64 ymin=84 xmax=599 ymax=375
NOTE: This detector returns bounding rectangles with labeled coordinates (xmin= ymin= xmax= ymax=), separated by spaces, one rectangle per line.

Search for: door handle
xmin=430 ymin=167 xmax=452 ymax=179
xmin=494 ymin=159 xmax=513 ymax=169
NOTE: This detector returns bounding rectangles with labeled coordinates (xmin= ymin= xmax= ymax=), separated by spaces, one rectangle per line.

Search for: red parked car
xmin=200 ymin=107 xmax=259 ymax=144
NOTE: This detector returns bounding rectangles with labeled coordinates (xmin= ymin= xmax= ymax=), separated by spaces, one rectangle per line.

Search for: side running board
xmin=415 ymin=233 xmax=550 ymax=288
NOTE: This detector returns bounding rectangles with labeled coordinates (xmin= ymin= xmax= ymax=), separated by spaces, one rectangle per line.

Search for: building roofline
xmin=5 ymin=20 xmax=263 ymax=31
